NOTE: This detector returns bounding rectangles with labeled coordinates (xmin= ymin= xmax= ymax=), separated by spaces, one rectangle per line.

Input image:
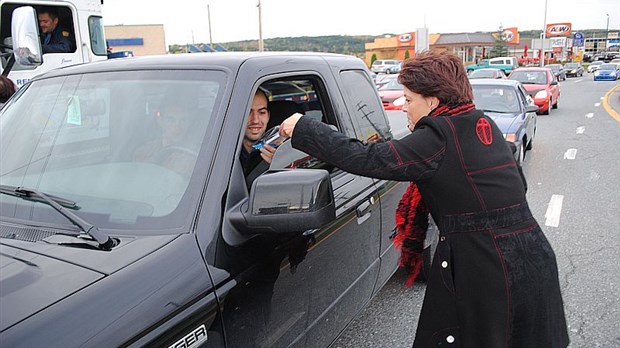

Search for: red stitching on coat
xmin=388 ymin=142 xmax=404 ymax=165
xmin=396 ymin=146 xmax=446 ymax=168
xmin=444 ymin=118 xmax=487 ymax=210
xmin=493 ymin=223 xmax=539 ymax=238
xmin=467 ymin=162 xmax=517 ymax=175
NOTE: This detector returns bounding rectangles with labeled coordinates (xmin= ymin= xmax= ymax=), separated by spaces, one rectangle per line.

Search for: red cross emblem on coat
xmin=475 ymin=118 xmax=493 ymax=145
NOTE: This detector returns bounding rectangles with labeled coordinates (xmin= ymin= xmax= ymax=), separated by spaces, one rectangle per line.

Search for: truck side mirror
xmin=11 ymin=6 xmax=42 ymax=67
xmin=228 ymin=169 xmax=336 ymax=235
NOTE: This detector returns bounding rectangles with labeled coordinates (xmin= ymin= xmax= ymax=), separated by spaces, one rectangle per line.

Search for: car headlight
xmin=535 ymin=90 xmax=548 ymax=99
xmin=570 ymin=69 xmax=577 ymax=73
xmin=594 ymin=71 xmax=600 ymax=76
xmin=504 ymin=133 xmax=517 ymax=142
xmin=611 ymin=71 xmax=617 ymax=76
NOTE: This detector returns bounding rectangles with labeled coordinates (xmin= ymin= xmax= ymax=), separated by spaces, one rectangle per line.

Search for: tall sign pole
xmin=540 ymin=0 xmax=548 ymax=67
xmin=208 ymin=4 xmax=213 ymax=48
xmin=257 ymin=0 xmax=264 ymax=51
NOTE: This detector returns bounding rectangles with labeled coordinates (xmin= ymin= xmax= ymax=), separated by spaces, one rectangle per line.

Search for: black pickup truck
xmin=0 ymin=51 xmax=436 ymax=347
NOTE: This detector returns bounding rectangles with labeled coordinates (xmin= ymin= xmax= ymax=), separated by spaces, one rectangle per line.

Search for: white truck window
xmin=88 ymin=16 xmax=106 ymax=55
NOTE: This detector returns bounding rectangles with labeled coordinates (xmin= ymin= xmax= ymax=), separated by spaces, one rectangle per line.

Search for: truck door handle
xmin=356 ymin=199 xmax=373 ymax=224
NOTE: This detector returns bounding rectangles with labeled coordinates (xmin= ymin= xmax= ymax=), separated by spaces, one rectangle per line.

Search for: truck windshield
xmin=0 ymin=69 xmax=225 ymax=232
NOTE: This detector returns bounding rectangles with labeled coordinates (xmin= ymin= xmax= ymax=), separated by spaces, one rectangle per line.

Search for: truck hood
xmin=0 ymin=230 xmax=178 ymax=331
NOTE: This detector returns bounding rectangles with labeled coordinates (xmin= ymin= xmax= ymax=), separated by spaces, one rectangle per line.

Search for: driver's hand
xmin=260 ymin=144 xmax=277 ymax=164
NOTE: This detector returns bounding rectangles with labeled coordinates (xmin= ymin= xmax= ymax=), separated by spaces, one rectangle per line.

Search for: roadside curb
xmin=602 ymin=83 xmax=620 ymax=122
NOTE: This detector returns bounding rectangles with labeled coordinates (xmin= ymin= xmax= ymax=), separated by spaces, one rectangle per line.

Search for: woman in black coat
xmin=279 ymin=50 xmax=569 ymax=347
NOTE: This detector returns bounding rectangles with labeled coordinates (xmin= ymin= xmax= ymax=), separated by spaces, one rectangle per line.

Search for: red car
xmin=377 ymin=76 xmax=404 ymax=110
xmin=508 ymin=67 xmax=560 ymax=115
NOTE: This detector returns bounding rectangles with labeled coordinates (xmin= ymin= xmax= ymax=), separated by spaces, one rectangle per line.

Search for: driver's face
xmin=245 ymin=92 xmax=270 ymax=143
xmin=159 ymin=106 xmax=190 ymax=145
xmin=38 ymin=13 xmax=58 ymax=34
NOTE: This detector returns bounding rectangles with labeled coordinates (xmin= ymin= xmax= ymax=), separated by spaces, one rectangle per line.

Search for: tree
xmin=404 ymin=50 xmax=410 ymax=60
xmin=370 ymin=53 xmax=377 ymax=66
xmin=489 ymin=25 xmax=510 ymax=58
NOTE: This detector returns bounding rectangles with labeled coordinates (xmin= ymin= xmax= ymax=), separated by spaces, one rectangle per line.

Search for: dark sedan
xmin=545 ymin=64 xmax=566 ymax=81
xmin=563 ymin=62 xmax=584 ymax=77
xmin=470 ymin=79 xmax=538 ymax=165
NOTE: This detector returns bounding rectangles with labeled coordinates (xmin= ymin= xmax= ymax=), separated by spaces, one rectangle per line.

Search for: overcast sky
xmin=102 ymin=0 xmax=619 ymax=46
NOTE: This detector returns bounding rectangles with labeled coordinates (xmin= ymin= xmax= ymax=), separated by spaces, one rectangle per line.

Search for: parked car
xmin=563 ymin=62 xmax=584 ymax=77
xmin=508 ymin=67 xmax=560 ymax=115
xmin=587 ymin=60 xmax=604 ymax=73
xmin=593 ymin=63 xmax=620 ymax=81
xmin=385 ymin=61 xmax=402 ymax=74
xmin=545 ymin=64 xmax=566 ymax=81
xmin=377 ymin=76 xmax=405 ymax=110
xmin=0 ymin=46 xmax=427 ymax=346
xmin=468 ymin=68 xmax=507 ymax=79
xmin=465 ymin=56 xmax=519 ymax=75
xmin=610 ymin=58 xmax=620 ymax=65
xmin=470 ymin=79 xmax=537 ymax=165
xmin=371 ymin=59 xmax=401 ymax=74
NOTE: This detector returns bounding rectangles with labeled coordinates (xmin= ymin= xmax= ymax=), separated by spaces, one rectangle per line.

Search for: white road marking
xmin=564 ymin=148 xmax=577 ymax=159
xmin=586 ymin=113 xmax=594 ymax=118
xmin=595 ymin=102 xmax=601 ymax=107
xmin=545 ymin=195 xmax=564 ymax=228
xmin=576 ymin=126 xmax=586 ymax=134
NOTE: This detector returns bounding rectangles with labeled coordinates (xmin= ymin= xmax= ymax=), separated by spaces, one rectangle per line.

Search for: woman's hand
xmin=279 ymin=113 xmax=304 ymax=138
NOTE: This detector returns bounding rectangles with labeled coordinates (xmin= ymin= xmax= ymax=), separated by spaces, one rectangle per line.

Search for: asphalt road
xmin=334 ymin=76 xmax=620 ymax=348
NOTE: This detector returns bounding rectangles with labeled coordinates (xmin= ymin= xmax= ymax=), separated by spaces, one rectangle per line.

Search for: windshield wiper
xmin=0 ymin=185 xmax=117 ymax=250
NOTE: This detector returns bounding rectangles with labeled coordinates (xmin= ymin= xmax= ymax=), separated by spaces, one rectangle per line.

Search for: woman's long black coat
xmin=291 ymin=109 xmax=569 ymax=348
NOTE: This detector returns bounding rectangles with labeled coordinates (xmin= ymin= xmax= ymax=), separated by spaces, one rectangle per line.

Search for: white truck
xmin=0 ymin=0 xmax=108 ymax=87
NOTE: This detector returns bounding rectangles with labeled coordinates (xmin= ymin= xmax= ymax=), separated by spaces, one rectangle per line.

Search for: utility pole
xmin=208 ymin=4 xmax=213 ymax=48
xmin=605 ymin=14 xmax=610 ymax=51
xmin=257 ymin=0 xmax=264 ymax=51
xmin=540 ymin=0 xmax=548 ymax=67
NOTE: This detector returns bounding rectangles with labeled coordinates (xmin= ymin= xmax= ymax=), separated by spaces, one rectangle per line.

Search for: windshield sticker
xmin=67 ymin=96 xmax=82 ymax=125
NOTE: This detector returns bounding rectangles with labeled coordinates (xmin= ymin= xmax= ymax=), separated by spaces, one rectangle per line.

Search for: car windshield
xmin=546 ymin=65 xmax=561 ymax=71
xmin=591 ymin=61 xmax=603 ymax=66
xmin=565 ymin=63 xmax=579 ymax=68
xmin=599 ymin=64 xmax=617 ymax=70
xmin=509 ymin=71 xmax=548 ymax=85
xmin=470 ymin=70 xmax=496 ymax=78
xmin=0 ymin=69 xmax=226 ymax=233
xmin=472 ymin=85 xmax=521 ymax=114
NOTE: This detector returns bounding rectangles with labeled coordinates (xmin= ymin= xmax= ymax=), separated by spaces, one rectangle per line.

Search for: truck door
xmin=0 ymin=2 xmax=94 ymax=87
xmin=204 ymin=63 xmax=382 ymax=347
xmin=336 ymin=69 xmax=407 ymax=294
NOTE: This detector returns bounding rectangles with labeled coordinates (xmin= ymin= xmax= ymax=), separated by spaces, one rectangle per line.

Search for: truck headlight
xmin=535 ymin=90 xmax=548 ymax=99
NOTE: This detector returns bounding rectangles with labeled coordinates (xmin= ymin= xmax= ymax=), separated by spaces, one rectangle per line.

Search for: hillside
xmin=168 ymin=29 xmax=614 ymax=55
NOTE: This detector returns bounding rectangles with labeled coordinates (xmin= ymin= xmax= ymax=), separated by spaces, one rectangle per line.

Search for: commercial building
xmin=104 ymin=24 xmax=166 ymax=56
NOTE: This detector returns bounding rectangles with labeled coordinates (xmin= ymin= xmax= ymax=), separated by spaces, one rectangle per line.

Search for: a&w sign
xmin=546 ymin=23 xmax=572 ymax=37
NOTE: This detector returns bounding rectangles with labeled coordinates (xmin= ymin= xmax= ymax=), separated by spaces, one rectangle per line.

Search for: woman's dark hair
xmin=398 ymin=50 xmax=473 ymax=106
xmin=0 ymin=75 xmax=16 ymax=103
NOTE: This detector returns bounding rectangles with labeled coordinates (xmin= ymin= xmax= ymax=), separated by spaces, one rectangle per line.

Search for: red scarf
xmin=393 ymin=103 xmax=475 ymax=287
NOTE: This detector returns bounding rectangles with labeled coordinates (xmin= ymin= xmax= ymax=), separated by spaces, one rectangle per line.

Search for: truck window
xmin=242 ymin=76 xmax=340 ymax=184
xmin=0 ymin=3 xmax=77 ymax=67
xmin=339 ymin=70 xmax=391 ymax=142
xmin=88 ymin=16 xmax=107 ymax=56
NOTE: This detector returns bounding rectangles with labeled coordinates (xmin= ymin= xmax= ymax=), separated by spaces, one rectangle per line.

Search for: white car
xmin=587 ymin=61 xmax=604 ymax=73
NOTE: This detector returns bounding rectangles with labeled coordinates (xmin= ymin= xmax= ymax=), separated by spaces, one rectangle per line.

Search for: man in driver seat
xmin=240 ymin=89 xmax=278 ymax=183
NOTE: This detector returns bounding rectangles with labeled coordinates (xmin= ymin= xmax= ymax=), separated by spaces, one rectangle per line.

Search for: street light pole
xmin=207 ymin=4 xmax=213 ymax=48
xmin=257 ymin=0 xmax=264 ymax=52
xmin=540 ymin=0 xmax=548 ymax=67
xmin=605 ymin=14 xmax=610 ymax=51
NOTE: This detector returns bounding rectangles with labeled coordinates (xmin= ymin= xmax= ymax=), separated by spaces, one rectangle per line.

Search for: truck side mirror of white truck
xmin=11 ymin=6 xmax=42 ymax=67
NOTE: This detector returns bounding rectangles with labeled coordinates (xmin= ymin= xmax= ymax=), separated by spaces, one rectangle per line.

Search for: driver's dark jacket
xmin=290 ymin=110 xmax=569 ymax=348
xmin=40 ymin=27 xmax=72 ymax=54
